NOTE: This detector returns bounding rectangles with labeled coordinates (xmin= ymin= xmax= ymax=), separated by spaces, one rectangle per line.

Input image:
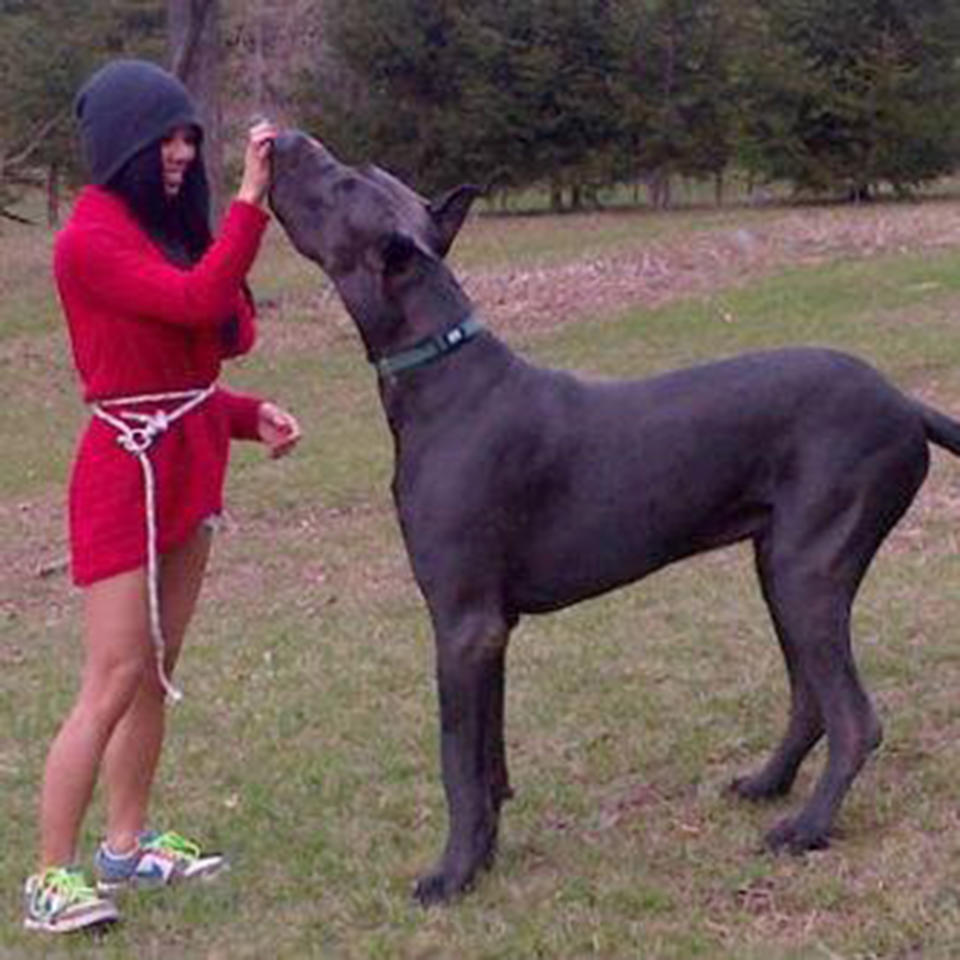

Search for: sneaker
xmin=95 ymin=830 xmax=227 ymax=892
xmin=23 ymin=866 xmax=119 ymax=933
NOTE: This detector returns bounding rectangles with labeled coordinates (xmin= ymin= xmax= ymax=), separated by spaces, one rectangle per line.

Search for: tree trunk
xmin=47 ymin=161 xmax=60 ymax=228
xmin=549 ymin=180 xmax=564 ymax=213
xmin=644 ymin=169 xmax=671 ymax=210
xmin=168 ymin=0 xmax=225 ymax=220
xmin=251 ymin=0 xmax=265 ymax=110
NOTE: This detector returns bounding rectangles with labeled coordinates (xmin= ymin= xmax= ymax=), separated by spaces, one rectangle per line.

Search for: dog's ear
xmin=428 ymin=185 xmax=482 ymax=257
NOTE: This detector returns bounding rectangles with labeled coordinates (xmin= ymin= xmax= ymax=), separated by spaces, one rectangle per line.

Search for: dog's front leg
xmin=414 ymin=620 xmax=509 ymax=907
xmin=487 ymin=645 xmax=514 ymax=815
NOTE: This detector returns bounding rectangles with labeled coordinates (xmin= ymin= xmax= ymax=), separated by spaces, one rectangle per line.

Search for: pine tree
xmin=612 ymin=0 xmax=739 ymax=208
xmin=736 ymin=0 xmax=960 ymax=197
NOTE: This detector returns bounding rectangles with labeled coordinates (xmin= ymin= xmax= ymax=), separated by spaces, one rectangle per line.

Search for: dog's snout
xmin=272 ymin=129 xmax=328 ymax=166
xmin=272 ymin=130 xmax=304 ymax=156
xmin=270 ymin=131 xmax=342 ymax=196
xmin=271 ymin=131 xmax=306 ymax=172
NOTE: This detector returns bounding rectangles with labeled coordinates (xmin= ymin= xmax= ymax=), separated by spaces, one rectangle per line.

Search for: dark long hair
xmin=106 ymin=133 xmax=213 ymax=267
xmin=105 ymin=134 xmax=245 ymax=350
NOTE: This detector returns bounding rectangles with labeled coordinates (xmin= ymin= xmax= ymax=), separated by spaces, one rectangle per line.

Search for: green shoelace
xmin=33 ymin=867 xmax=99 ymax=916
xmin=143 ymin=831 xmax=202 ymax=860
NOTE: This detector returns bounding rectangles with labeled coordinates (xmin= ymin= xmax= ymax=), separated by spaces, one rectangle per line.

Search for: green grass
xmin=540 ymin=249 xmax=960 ymax=379
xmin=4 ymin=199 xmax=960 ymax=957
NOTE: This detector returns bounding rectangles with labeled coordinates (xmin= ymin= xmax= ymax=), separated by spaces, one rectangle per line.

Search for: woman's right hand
xmin=237 ymin=119 xmax=278 ymax=208
xmin=257 ymin=401 xmax=302 ymax=459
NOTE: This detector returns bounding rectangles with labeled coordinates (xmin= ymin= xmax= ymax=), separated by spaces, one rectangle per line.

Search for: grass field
xmin=4 ymin=194 xmax=960 ymax=958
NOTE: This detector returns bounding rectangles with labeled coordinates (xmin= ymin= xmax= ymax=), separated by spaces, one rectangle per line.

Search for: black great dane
xmin=269 ymin=131 xmax=960 ymax=905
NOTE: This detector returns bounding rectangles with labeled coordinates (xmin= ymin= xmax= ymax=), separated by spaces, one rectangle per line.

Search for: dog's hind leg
xmin=731 ymin=534 xmax=825 ymax=802
xmin=414 ymin=611 xmax=511 ymax=906
xmin=751 ymin=436 xmax=927 ymax=852
xmin=751 ymin=553 xmax=881 ymax=853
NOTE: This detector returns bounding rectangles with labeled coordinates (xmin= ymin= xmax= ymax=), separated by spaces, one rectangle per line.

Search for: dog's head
xmin=270 ymin=132 xmax=479 ymax=267
xmin=270 ymin=131 xmax=481 ymax=357
xmin=269 ymin=131 xmax=481 ymax=359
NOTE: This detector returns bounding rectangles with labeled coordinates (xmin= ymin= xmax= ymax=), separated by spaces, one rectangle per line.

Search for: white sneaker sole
xmin=23 ymin=903 xmax=118 ymax=933
xmin=96 ymin=858 xmax=228 ymax=895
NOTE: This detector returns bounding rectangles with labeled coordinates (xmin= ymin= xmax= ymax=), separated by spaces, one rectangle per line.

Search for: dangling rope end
xmin=158 ymin=654 xmax=184 ymax=704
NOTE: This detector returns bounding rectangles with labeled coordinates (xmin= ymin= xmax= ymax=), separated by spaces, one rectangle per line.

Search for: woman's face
xmin=160 ymin=126 xmax=198 ymax=198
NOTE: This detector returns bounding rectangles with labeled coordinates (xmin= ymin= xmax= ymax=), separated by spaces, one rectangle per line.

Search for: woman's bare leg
xmin=101 ymin=526 xmax=213 ymax=854
xmin=38 ymin=568 xmax=151 ymax=867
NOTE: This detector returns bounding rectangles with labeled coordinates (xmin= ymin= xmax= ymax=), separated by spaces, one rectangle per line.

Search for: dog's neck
xmin=377 ymin=319 xmax=515 ymax=437
xmin=374 ymin=313 xmax=484 ymax=379
xmin=359 ymin=256 xmax=476 ymax=367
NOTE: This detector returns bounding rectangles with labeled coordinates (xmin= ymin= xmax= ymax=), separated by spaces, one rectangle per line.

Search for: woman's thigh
xmin=159 ymin=524 xmax=213 ymax=665
xmin=81 ymin=567 xmax=152 ymax=710
xmin=82 ymin=521 xmax=212 ymax=685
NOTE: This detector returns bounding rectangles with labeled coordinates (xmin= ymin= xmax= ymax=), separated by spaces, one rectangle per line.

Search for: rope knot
xmin=113 ymin=411 xmax=171 ymax=454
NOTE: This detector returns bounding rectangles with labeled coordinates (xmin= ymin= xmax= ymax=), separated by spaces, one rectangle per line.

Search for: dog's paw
xmin=729 ymin=772 xmax=791 ymax=802
xmin=764 ymin=816 xmax=831 ymax=854
xmin=492 ymin=782 xmax=515 ymax=812
xmin=412 ymin=869 xmax=472 ymax=908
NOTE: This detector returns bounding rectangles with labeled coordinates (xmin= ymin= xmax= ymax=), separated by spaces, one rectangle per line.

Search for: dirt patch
xmin=201 ymin=498 xmax=415 ymax=615
xmin=0 ymin=491 xmax=75 ymax=633
xmin=460 ymin=202 xmax=960 ymax=338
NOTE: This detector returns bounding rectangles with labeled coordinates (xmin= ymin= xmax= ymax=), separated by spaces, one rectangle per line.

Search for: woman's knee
xmin=76 ymin=652 xmax=151 ymax=728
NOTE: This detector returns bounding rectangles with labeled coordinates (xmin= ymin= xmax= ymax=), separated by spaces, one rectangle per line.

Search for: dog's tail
xmin=918 ymin=402 xmax=960 ymax=456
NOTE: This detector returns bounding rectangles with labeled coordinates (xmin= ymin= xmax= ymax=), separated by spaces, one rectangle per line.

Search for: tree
xmin=168 ymin=0 xmax=226 ymax=215
xmin=5 ymin=0 xmax=959 ymax=218
xmin=303 ymin=0 xmax=474 ymax=190
xmin=301 ymin=0 xmax=623 ymax=205
xmin=504 ymin=0 xmax=623 ymax=209
xmin=0 ymin=0 xmax=165 ymax=225
xmin=611 ymin=0 xmax=740 ymax=209
xmin=736 ymin=0 xmax=960 ymax=198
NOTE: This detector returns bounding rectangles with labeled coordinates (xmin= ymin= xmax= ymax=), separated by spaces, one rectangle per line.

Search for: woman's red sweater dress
xmin=54 ymin=185 xmax=271 ymax=586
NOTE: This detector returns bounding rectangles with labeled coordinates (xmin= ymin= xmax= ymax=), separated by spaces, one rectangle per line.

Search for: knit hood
xmin=74 ymin=59 xmax=202 ymax=186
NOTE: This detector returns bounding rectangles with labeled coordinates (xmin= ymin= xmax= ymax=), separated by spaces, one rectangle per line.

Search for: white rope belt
xmin=91 ymin=385 xmax=217 ymax=703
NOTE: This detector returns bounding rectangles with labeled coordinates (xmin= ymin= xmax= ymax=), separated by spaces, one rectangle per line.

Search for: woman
xmin=23 ymin=59 xmax=301 ymax=933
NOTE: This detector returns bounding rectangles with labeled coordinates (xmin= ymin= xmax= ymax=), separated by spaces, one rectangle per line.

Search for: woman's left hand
xmin=257 ymin=401 xmax=301 ymax=458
